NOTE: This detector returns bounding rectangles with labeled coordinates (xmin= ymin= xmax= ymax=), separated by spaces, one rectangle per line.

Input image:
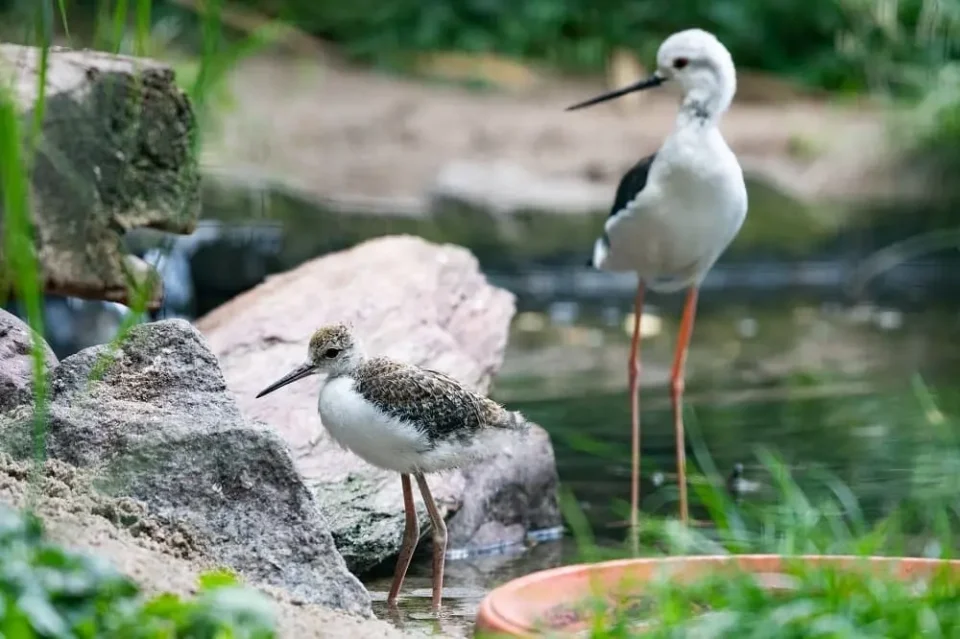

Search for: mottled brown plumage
xmin=354 ymin=357 xmax=523 ymax=443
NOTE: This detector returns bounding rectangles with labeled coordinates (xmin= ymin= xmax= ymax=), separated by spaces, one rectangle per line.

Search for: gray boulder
xmin=0 ymin=309 xmax=57 ymax=412
xmin=2 ymin=319 xmax=370 ymax=614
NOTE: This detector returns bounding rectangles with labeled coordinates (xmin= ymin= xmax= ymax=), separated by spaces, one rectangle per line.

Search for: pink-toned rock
xmin=196 ymin=235 xmax=560 ymax=572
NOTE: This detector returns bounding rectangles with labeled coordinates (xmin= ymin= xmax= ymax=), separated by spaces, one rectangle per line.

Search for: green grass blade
xmin=111 ymin=0 xmax=130 ymax=54
xmin=134 ymin=0 xmax=151 ymax=56
xmin=55 ymin=0 xmax=70 ymax=43
xmin=0 ymin=89 xmax=48 ymax=506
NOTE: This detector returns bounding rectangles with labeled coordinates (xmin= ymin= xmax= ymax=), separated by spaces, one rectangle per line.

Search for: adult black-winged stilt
xmin=255 ymin=323 xmax=529 ymax=611
xmin=567 ymin=29 xmax=748 ymax=528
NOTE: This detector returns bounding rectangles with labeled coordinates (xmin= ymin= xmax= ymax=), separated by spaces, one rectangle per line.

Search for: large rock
xmin=196 ymin=235 xmax=561 ymax=572
xmin=0 ymin=309 xmax=57 ymax=412
xmin=0 ymin=45 xmax=200 ymax=309
xmin=0 ymin=319 xmax=370 ymax=614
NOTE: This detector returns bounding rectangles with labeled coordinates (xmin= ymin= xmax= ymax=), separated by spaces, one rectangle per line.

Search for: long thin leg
xmin=414 ymin=473 xmax=447 ymax=612
xmin=628 ymin=281 xmax=646 ymax=548
xmin=671 ymin=286 xmax=700 ymax=525
xmin=387 ymin=474 xmax=420 ymax=607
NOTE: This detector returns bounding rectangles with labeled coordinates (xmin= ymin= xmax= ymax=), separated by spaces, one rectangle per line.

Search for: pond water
xmin=364 ymin=284 xmax=960 ymax=636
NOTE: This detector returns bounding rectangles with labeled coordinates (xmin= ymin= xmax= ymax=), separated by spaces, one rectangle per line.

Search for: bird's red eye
xmin=673 ymin=57 xmax=689 ymax=69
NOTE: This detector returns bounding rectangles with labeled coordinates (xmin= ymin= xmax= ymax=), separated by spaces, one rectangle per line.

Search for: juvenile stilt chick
xmin=255 ymin=323 xmax=528 ymax=611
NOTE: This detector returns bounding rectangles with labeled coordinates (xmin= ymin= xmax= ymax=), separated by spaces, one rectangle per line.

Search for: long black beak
xmin=256 ymin=363 xmax=316 ymax=398
xmin=566 ymin=73 xmax=666 ymax=111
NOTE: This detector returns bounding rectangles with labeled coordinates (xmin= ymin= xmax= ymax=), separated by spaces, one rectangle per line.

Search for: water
xmin=365 ymin=288 xmax=960 ymax=636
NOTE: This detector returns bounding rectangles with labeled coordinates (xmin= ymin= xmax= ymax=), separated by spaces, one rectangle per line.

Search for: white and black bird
xmin=726 ymin=462 xmax=763 ymax=503
xmin=255 ymin=323 xmax=529 ymax=611
xmin=567 ymin=29 xmax=748 ymax=529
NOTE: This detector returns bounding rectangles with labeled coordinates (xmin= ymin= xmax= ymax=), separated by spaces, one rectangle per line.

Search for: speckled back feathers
xmin=353 ymin=357 xmax=525 ymax=442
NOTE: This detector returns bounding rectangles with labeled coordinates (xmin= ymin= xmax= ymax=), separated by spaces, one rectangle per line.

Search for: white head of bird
xmin=567 ymin=28 xmax=737 ymax=122
xmin=255 ymin=323 xmax=363 ymax=397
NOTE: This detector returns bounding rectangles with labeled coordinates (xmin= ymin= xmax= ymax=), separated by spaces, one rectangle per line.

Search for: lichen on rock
xmin=0 ymin=45 xmax=200 ymax=309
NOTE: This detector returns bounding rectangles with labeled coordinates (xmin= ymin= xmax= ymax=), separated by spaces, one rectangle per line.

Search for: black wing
xmin=610 ymin=152 xmax=657 ymax=218
xmin=588 ymin=153 xmax=658 ymax=266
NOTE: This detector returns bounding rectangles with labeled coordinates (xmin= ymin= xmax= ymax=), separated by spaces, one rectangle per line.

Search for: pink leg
xmin=671 ymin=287 xmax=699 ymax=525
xmin=387 ymin=474 xmax=420 ymax=607
xmin=415 ymin=473 xmax=447 ymax=611
xmin=628 ymin=281 xmax=646 ymax=544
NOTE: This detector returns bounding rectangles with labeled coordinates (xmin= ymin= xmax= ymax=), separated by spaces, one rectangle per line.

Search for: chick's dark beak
xmin=256 ymin=362 xmax=317 ymax=398
xmin=565 ymin=73 xmax=666 ymax=111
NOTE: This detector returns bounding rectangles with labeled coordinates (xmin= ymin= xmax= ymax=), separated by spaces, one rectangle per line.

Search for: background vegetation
xmin=0 ymin=0 xmax=957 ymax=89
xmin=237 ymin=0 xmax=960 ymax=92
xmin=1 ymin=0 xmax=955 ymax=170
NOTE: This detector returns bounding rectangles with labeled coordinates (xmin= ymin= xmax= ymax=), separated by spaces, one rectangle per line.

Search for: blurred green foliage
xmin=234 ymin=0 xmax=960 ymax=93
xmin=0 ymin=506 xmax=277 ymax=638
xmin=904 ymin=62 xmax=960 ymax=169
xmin=1 ymin=0 xmax=955 ymax=92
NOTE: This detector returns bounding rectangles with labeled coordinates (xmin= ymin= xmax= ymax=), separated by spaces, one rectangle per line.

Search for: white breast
xmin=317 ymin=376 xmax=430 ymax=474
xmin=601 ymin=128 xmax=747 ymax=289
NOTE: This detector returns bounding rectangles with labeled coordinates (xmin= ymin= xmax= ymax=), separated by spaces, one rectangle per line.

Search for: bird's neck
xmin=326 ymin=355 xmax=366 ymax=380
xmin=676 ymin=89 xmax=729 ymax=130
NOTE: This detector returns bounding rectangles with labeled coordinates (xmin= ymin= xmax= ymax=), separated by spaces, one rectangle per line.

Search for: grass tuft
xmin=540 ymin=380 xmax=960 ymax=638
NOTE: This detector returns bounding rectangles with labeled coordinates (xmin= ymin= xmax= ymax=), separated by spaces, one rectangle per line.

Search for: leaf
xmin=141 ymin=592 xmax=188 ymax=619
xmin=189 ymin=586 xmax=277 ymax=636
xmin=18 ymin=592 xmax=69 ymax=637
xmin=198 ymin=569 xmax=240 ymax=592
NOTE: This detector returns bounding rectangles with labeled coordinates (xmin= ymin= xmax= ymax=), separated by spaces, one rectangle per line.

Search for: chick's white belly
xmin=317 ymin=377 xmax=428 ymax=474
